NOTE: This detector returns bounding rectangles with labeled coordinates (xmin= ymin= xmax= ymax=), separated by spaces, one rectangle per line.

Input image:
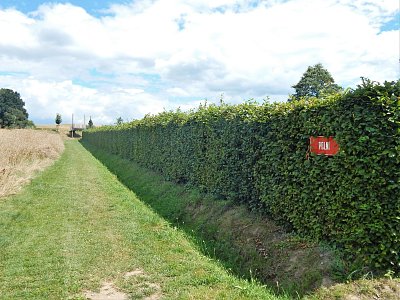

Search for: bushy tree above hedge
xmin=291 ymin=63 xmax=342 ymax=100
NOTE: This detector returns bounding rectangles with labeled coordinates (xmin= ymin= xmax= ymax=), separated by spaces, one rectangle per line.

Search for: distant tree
xmin=0 ymin=88 xmax=34 ymax=128
xmin=115 ymin=117 xmax=123 ymax=125
xmin=55 ymin=113 xmax=62 ymax=125
xmin=290 ymin=63 xmax=342 ymax=100
xmin=88 ymin=117 xmax=93 ymax=129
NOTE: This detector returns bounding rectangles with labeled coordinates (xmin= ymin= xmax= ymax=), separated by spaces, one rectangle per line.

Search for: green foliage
xmin=0 ymin=88 xmax=34 ymax=128
xmin=291 ymin=63 xmax=342 ymax=100
xmin=83 ymin=79 xmax=400 ymax=274
xmin=55 ymin=113 xmax=62 ymax=125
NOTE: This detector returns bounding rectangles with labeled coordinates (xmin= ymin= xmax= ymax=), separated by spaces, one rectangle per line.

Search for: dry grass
xmin=0 ymin=129 xmax=64 ymax=197
xmin=39 ymin=124 xmax=88 ymax=140
xmin=36 ymin=124 xmax=75 ymax=139
xmin=309 ymin=278 xmax=400 ymax=300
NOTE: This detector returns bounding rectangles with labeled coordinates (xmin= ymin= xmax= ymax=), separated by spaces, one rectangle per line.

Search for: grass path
xmin=0 ymin=140 xmax=286 ymax=300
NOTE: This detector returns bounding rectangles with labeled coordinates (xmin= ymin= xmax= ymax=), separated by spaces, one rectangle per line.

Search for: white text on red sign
xmin=318 ymin=141 xmax=331 ymax=151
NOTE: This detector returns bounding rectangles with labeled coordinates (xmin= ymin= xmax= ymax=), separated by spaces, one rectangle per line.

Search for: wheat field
xmin=0 ymin=129 xmax=64 ymax=198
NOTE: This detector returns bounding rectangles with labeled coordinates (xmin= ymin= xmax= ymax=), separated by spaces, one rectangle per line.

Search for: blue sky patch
xmin=143 ymin=73 xmax=163 ymax=92
xmin=380 ymin=13 xmax=399 ymax=32
xmin=72 ymin=78 xmax=96 ymax=88
xmin=136 ymin=73 xmax=161 ymax=81
xmin=0 ymin=71 xmax=30 ymax=76
xmin=0 ymin=0 xmax=129 ymax=17
xmin=175 ymin=14 xmax=186 ymax=31
xmin=89 ymin=68 xmax=115 ymax=78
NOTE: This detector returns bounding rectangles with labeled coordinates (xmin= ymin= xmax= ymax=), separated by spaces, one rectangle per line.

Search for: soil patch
xmin=85 ymin=282 xmax=128 ymax=300
xmin=84 ymin=269 xmax=162 ymax=300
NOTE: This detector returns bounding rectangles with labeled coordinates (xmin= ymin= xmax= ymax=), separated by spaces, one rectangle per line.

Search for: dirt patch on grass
xmin=0 ymin=129 xmax=64 ymax=198
xmin=84 ymin=269 xmax=162 ymax=300
xmin=124 ymin=269 xmax=144 ymax=278
xmin=85 ymin=282 xmax=128 ymax=300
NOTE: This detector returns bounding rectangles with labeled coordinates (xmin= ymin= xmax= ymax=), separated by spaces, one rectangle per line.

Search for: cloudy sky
xmin=0 ymin=0 xmax=398 ymax=125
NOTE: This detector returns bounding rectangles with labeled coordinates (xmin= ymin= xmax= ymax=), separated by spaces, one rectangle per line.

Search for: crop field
xmin=0 ymin=129 xmax=64 ymax=198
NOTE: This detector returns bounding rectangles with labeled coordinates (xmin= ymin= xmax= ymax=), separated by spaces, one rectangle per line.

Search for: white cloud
xmin=0 ymin=76 xmax=169 ymax=125
xmin=0 ymin=9 xmax=36 ymax=47
xmin=0 ymin=0 xmax=398 ymax=124
xmin=166 ymin=87 xmax=191 ymax=97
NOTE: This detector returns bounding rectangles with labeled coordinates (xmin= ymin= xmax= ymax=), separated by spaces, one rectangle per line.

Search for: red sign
xmin=310 ymin=136 xmax=339 ymax=156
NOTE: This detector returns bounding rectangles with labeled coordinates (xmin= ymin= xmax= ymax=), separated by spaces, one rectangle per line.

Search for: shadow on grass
xmin=67 ymin=131 xmax=82 ymax=138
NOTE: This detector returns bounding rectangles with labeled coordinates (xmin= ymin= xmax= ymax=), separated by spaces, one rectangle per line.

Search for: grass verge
xmin=0 ymin=140 xmax=286 ymax=299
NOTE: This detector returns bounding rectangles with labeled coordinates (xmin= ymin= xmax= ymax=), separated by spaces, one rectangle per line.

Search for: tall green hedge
xmin=83 ymin=80 xmax=399 ymax=273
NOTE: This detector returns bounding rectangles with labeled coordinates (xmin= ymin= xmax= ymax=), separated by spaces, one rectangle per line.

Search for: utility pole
xmin=71 ymin=113 xmax=74 ymax=138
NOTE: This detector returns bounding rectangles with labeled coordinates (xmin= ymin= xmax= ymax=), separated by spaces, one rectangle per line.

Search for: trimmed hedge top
xmin=83 ymin=79 xmax=400 ymax=274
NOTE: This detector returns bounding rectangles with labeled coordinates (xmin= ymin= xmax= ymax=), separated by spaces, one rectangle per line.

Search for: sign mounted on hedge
xmin=310 ymin=136 xmax=339 ymax=156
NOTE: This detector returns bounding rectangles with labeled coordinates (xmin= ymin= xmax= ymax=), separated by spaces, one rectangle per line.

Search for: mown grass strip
xmin=0 ymin=140 xmax=287 ymax=300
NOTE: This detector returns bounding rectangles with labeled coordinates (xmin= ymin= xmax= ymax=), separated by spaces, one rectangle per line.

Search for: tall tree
xmin=55 ymin=113 xmax=62 ymax=125
xmin=88 ymin=117 xmax=93 ymax=129
xmin=291 ymin=63 xmax=342 ymax=100
xmin=115 ymin=117 xmax=123 ymax=125
xmin=0 ymin=88 xmax=33 ymax=128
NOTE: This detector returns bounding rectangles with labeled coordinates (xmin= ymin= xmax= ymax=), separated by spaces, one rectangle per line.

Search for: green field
xmin=0 ymin=140 xmax=288 ymax=300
